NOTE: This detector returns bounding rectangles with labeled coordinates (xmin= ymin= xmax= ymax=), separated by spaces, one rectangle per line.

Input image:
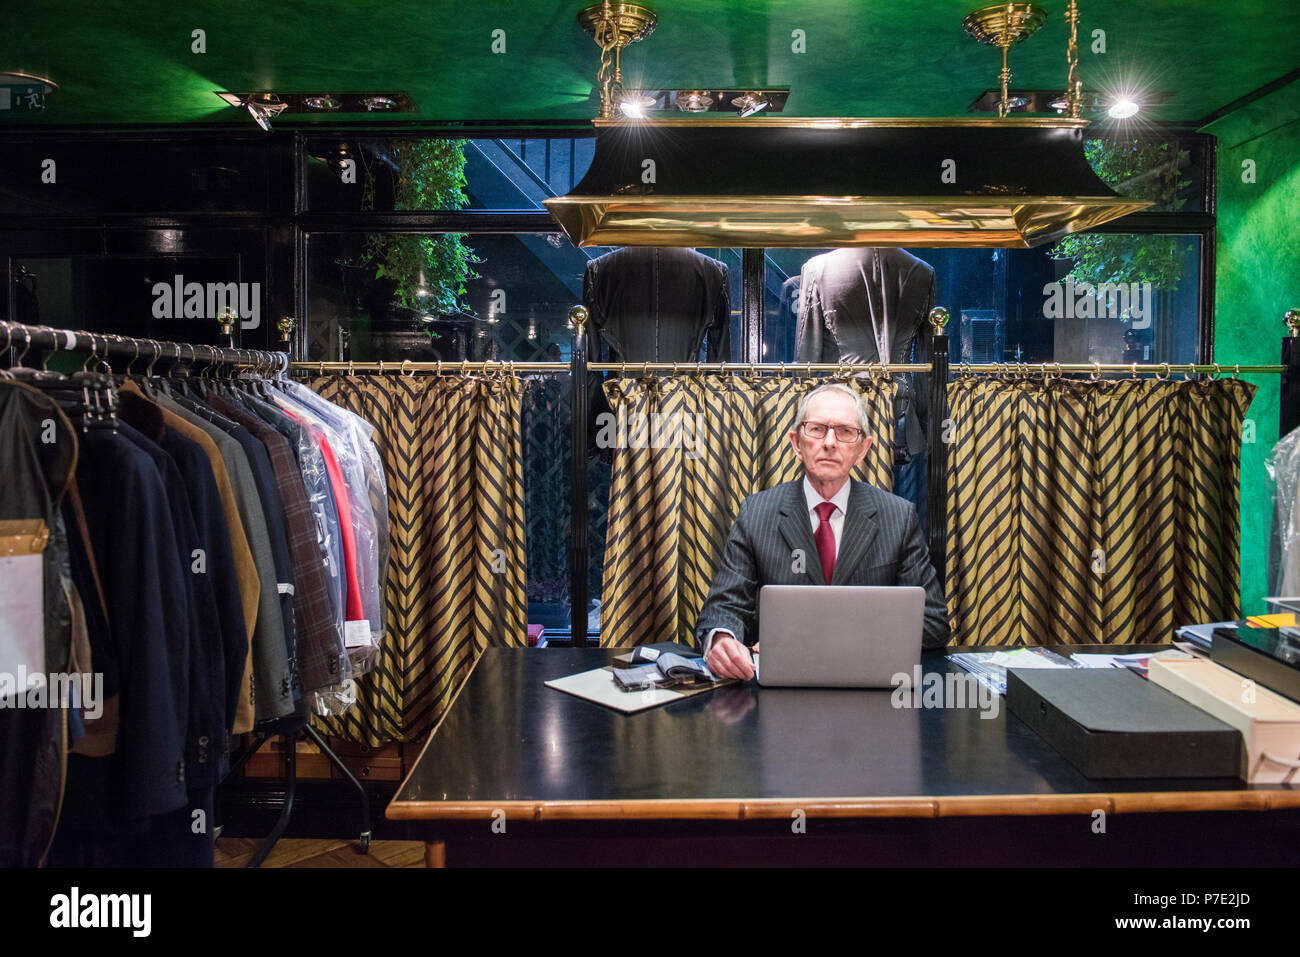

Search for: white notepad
xmin=545 ymin=667 xmax=689 ymax=713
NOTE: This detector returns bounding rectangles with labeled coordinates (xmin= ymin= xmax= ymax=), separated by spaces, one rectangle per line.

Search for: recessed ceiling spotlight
xmin=618 ymin=93 xmax=656 ymax=119
xmin=245 ymin=93 xmax=287 ymax=132
xmin=675 ymin=91 xmax=713 ymax=113
xmin=1107 ymin=97 xmax=1140 ymax=119
xmin=360 ymin=96 xmax=397 ymax=111
xmin=731 ymin=92 xmax=770 ymax=117
xmin=304 ymin=95 xmax=342 ymax=111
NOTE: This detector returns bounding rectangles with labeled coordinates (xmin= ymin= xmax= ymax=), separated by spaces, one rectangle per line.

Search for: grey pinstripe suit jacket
xmin=694 ymin=479 xmax=951 ymax=650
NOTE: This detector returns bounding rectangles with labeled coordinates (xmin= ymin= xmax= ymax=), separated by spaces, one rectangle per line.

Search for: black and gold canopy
xmin=544 ymin=116 xmax=1150 ymax=248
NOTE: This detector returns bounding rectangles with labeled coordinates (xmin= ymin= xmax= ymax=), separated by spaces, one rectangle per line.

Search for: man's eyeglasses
xmin=799 ymin=421 xmax=865 ymax=443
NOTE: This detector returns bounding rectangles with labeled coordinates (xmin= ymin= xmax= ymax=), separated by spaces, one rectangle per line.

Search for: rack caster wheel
xmin=356 ymin=831 xmax=371 ymax=854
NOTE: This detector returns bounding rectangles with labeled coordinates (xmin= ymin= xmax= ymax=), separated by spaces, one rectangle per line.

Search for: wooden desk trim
xmin=387 ymin=789 xmax=1300 ymax=822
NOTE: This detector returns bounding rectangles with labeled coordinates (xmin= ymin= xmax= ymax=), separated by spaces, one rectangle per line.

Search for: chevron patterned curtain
xmin=305 ymin=373 xmax=528 ymax=745
xmin=945 ymin=375 xmax=1254 ymax=646
xmin=598 ymin=374 xmax=896 ymax=648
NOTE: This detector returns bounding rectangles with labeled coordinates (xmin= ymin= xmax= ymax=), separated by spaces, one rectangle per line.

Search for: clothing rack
xmin=0 ymin=319 xmax=371 ymax=866
xmin=295 ymin=304 xmax=1295 ymax=644
xmin=0 ymin=321 xmax=289 ymax=373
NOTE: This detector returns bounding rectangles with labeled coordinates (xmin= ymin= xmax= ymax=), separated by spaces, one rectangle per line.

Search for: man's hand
xmin=706 ymin=634 xmax=755 ymax=681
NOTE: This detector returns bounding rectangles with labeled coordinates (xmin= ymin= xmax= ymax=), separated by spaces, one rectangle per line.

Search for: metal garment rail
xmin=295 ymin=305 xmax=1295 ymax=646
xmin=0 ymin=320 xmax=289 ymax=372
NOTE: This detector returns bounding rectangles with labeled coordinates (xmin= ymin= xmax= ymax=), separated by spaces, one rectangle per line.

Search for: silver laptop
xmin=756 ymin=585 xmax=925 ymax=688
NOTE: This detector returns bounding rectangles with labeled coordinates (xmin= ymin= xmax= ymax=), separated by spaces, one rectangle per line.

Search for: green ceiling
xmin=6 ymin=0 xmax=1297 ymax=127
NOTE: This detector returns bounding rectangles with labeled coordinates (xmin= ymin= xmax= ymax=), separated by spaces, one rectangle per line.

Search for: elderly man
xmin=696 ymin=383 xmax=949 ymax=680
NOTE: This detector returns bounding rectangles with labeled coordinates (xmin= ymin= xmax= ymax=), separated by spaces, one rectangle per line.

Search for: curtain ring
xmin=673 ymin=361 xmax=680 ymax=377
xmin=1159 ymin=362 xmax=1171 ymax=381
xmin=401 ymin=359 xmax=414 ymax=377
xmin=460 ymin=359 xmax=469 ymax=375
xmin=378 ymin=360 xmax=386 ymax=374
xmin=347 ymin=359 xmax=355 ymax=376
xmin=436 ymin=360 xmax=444 ymax=375
xmin=1090 ymin=361 xmax=1100 ymax=382
xmin=1233 ymin=363 xmax=1240 ymax=379
xmin=1210 ymin=363 xmax=1221 ymax=380
xmin=1130 ymin=362 xmax=1138 ymax=380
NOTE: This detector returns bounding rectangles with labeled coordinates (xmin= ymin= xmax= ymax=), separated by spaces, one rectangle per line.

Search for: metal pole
xmin=568 ymin=305 xmax=591 ymax=647
xmin=927 ymin=308 xmax=950 ymax=576
xmin=1282 ymin=309 xmax=1300 ymax=438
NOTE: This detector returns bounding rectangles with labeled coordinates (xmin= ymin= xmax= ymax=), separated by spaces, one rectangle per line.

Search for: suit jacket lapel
xmin=777 ymin=480 xmax=826 ymax=585
xmin=831 ymin=481 xmax=879 ymax=585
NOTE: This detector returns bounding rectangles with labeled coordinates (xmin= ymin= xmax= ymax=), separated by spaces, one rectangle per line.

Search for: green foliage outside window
xmin=360 ymin=139 xmax=482 ymax=333
xmin=1050 ymin=137 xmax=1193 ymax=290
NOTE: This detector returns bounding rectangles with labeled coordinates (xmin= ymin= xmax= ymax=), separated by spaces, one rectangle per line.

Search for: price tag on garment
xmin=0 ymin=520 xmax=49 ymax=702
xmin=344 ymin=620 xmax=372 ymax=649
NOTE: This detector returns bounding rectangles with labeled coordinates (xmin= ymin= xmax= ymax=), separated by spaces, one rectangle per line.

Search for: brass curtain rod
xmin=292 ymin=360 xmax=1283 ymax=376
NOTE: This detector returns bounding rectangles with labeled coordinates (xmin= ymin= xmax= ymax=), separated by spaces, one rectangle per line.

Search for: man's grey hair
xmin=792 ymin=383 xmax=873 ymax=437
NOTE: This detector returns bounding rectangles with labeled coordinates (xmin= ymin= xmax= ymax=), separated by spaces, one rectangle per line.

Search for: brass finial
xmin=568 ymin=305 xmax=590 ymax=329
xmin=1285 ymin=308 xmax=1300 ymax=338
xmin=929 ymin=306 xmax=950 ymax=335
xmin=277 ymin=315 xmax=296 ymax=343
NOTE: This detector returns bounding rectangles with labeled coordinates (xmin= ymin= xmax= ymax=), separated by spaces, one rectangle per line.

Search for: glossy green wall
xmin=1210 ymin=80 xmax=1300 ymax=615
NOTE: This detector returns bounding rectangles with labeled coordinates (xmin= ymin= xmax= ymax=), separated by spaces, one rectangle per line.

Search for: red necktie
xmin=814 ymin=501 xmax=837 ymax=584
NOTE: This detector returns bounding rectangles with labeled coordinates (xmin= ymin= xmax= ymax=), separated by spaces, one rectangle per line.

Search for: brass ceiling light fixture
xmin=962 ymin=2 xmax=1048 ymax=118
xmin=546 ymin=0 xmax=1151 ymax=249
xmin=577 ymin=2 xmax=658 ymax=120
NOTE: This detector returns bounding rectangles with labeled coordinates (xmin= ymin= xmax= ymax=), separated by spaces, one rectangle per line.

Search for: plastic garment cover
xmin=1266 ymin=426 xmax=1300 ymax=596
xmin=274 ymin=389 xmax=383 ymax=648
xmin=279 ymin=381 xmax=389 ymax=642
xmin=238 ymin=393 xmax=354 ymax=714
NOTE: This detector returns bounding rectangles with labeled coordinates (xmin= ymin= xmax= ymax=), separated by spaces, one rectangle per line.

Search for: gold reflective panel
xmin=544 ymin=195 xmax=1151 ymax=249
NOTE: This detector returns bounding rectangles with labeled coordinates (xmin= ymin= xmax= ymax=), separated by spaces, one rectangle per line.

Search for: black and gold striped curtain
xmin=306 ymin=373 xmax=528 ymax=745
xmin=946 ymin=375 xmax=1254 ymax=646
xmin=599 ymin=374 xmax=896 ymax=647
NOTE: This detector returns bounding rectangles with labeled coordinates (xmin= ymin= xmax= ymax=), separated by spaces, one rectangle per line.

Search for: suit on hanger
xmin=583 ymin=246 xmax=731 ymax=363
xmin=796 ymin=247 xmax=936 ymax=461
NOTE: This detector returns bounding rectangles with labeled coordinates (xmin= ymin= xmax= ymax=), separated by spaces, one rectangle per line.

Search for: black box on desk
xmin=1006 ymin=668 xmax=1242 ymax=779
xmin=1211 ymin=627 xmax=1300 ymax=704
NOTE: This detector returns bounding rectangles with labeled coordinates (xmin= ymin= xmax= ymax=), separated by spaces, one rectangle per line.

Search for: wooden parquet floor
xmin=214 ymin=838 xmax=426 ymax=868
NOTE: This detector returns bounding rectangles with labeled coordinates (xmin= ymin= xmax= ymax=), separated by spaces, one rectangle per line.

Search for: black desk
xmin=388 ymin=648 xmax=1300 ymax=866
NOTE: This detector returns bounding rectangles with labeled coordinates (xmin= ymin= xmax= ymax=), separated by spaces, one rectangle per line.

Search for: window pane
xmin=304 ymin=135 xmax=595 ymax=213
xmin=1082 ymin=132 xmax=1208 ymax=214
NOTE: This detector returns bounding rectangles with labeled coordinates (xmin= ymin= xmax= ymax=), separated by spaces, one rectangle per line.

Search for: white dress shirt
xmin=703 ymin=477 xmax=851 ymax=655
